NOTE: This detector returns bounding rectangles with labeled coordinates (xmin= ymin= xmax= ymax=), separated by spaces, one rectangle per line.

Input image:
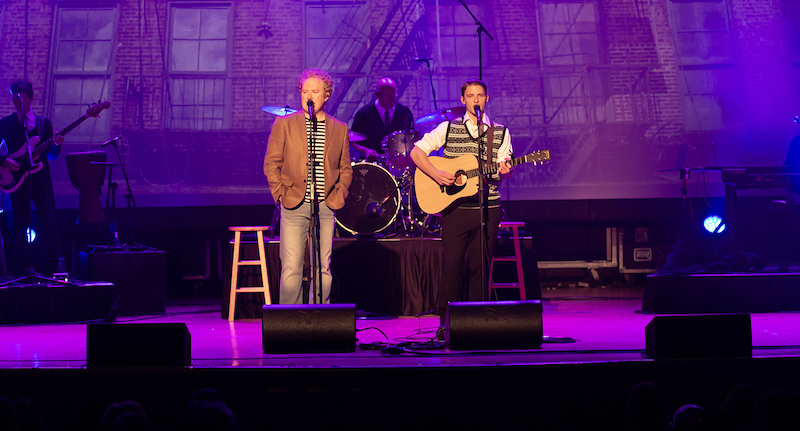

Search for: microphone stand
xmin=105 ymin=137 xmax=139 ymax=248
xmin=307 ymin=102 xmax=323 ymax=305
xmin=421 ymin=59 xmax=438 ymax=111
xmin=103 ymin=161 xmax=121 ymax=248
xmin=21 ymin=103 xmax=40 ymax=281
xmin=475 ymin=106 xmax=489 ymax=301
xmin=400 ymin=115 xmax=416 ymax=236
xmin=458 ymin=0 xmax=494 ymax=80
xmin=680 ymin=167 xmax=692 ymax=229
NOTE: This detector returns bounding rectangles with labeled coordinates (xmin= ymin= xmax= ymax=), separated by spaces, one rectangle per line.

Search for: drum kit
xmin=261 ymin=104 xmax=468 ymax=237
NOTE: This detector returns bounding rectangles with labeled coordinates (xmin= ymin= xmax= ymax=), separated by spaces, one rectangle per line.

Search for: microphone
xmin=307 ymin=99 xmax=315 ymax=121
xmin=101 ymin=136 xmax=121 ymax=147
xmin=414 ymin=57 xmax=432 ymax=62
xmin=365 ymin=201 xmax=383 ymax=218
xmin=15 ymin=93 xmax=23 ymax=103
xmin=474 ymin=105 xmax=482 ymax=124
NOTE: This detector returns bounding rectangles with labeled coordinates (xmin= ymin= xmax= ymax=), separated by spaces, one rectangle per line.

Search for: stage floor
xmin=3 ymin=295 xmax=800 ymax=369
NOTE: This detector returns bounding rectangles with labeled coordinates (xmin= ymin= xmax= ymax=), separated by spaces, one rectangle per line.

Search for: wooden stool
xmin=228 ymin=226 xmax=272 ymax=321
xmin=489 ymin=221 xmax=526 ymax=300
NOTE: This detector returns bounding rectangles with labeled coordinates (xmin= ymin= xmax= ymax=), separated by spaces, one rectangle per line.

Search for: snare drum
xmin=336 ymin=163 xmax=400 ymax=235
xmin=381 ymin=130 xmax=421 ymax=174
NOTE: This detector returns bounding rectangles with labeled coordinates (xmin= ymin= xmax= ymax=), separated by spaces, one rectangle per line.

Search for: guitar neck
xmin=31 ymin=114 xmax=89 ymax=159
xmin=465 ymin=152 xmax=541 ymax=179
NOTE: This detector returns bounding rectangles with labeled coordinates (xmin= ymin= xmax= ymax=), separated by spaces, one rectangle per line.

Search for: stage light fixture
xmin=27 ymin=227 xmax=37 ymax=243
xmin=702 ymin=215 xmax=726 ymax=234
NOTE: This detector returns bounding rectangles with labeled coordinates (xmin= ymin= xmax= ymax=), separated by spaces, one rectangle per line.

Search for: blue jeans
xmin=279 ymin=201 xmax=335 ymax=304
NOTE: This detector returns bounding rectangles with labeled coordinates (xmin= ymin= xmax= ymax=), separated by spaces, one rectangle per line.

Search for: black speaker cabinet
xmin=262 ymin=304 xmax=356 ymax=353
xmin=445 ymin=300 xmax=543 ymax=350
xmin=645 ymin=314 xmax=752 ymax=359
xmin=87 ymin=323 xmax=191 ymax=367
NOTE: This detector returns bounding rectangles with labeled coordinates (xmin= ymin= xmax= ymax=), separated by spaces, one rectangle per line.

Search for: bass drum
xmin=336 ymin=163 xmax=400 ymax=235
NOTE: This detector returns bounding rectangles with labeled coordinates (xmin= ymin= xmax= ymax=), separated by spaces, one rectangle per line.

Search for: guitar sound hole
xmin=454 ymin=172 xmax=466 ymax=186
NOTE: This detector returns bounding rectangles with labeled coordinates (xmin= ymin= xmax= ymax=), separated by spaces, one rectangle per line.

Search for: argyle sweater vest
xmin=443 ymin=118 xmax=507 ymax=205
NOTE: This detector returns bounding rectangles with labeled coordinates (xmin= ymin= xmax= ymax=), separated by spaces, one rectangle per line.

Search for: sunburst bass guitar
xmin=0 ymin=101 xmax=110 ymax=193
xmin=414 ymin=149 xmax=551 ymax=214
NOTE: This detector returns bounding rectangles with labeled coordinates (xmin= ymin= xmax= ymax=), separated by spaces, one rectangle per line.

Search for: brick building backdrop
xmin=1 ymin=0 xmax=799 ymax=207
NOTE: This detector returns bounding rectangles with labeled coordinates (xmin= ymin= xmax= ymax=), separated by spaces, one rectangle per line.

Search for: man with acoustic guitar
xmin=0 ymin=79 xmax=64 ymax=276
xmin=410 ymin=79 xmax=512 ymax=335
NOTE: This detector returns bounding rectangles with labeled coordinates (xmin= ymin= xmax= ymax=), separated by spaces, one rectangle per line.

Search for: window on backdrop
xmin=49 ymin=6 xmax=116 ymax=146
xmin=539 ymin=1 xmax=604 ymax=125
xmin=167 ymin=4 xmax=231 ymax=130
xmin=669 ymin=0 xmax=737 ymax=131
xmin=430 ymin=0 xmax=490 ymax=69
xmin=305 ymin=1 xmax=369 ymax=73
xmin=783 ymin=0 xmax=800 ymax=107
xmin=419 ymin=0 xmax=492 ymax=108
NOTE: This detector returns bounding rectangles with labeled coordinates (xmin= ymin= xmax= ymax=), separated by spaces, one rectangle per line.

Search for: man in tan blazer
xmin=264 ymin=68 xmax=353 ymax=304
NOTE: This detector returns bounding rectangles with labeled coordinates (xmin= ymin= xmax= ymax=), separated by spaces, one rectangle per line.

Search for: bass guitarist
xmin=410 ymin=79 xmax=512 ymax=335
xmin=0 ymin=79 xmax=64 ymax=276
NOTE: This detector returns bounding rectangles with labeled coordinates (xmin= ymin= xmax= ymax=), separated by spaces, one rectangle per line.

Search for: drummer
xmin=350 ymin=77 xmax=414 ymax=162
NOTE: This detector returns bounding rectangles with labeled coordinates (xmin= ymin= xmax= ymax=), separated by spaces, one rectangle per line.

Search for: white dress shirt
xmin=18 ymin=109 xmax=36 ymax=131
xmin=414 ymin=112 xmax=512 ymax=161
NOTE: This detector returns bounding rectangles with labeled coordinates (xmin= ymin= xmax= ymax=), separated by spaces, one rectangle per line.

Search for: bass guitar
xmin=414 ymin=149 xmax=551 ymax=214
xmin=0 ymin=101 xmax=110 ymax=193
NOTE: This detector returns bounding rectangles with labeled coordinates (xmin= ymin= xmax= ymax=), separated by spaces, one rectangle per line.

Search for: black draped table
xmin=223 ymin=237 xmax=443 ymax=318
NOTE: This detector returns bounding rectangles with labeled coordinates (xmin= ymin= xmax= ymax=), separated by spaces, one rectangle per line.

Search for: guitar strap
xmin=36 ymin=115 xmax=44 ymax=141
xmin=484 ymin=122 xmax=498 ymax=183
xmin=485 ymin=122 xmax=495 ymax=164
xmin=37 ymin=115 xmax=61 ymax=160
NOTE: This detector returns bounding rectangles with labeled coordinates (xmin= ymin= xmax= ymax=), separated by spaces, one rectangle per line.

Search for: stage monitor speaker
xmin=262 ymin=304 xmax=356 ymax=353
xmin=645 ymin=314 xmax=752 ymax=359
xmin=445 ymin=300 xmax=543 ymax=350
xmin=87 ymin=323 xmax=191 ymax=367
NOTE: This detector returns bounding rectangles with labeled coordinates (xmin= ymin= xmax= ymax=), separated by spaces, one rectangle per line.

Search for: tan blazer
xmin=263 ymin=111 xmax=352 ymax=210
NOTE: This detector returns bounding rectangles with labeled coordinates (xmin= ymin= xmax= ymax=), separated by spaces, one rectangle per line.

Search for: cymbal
xmin=261 ymin=106 xmax=297 ymax=116
xmin=349 ymin=131 xmax=367 ymax=142
xmin=414 ymin=106 xmax=467 ymax=131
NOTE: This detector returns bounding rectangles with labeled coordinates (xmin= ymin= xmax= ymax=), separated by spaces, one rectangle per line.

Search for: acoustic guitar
xmin=414 ymin=149 xmax=551 ymax=214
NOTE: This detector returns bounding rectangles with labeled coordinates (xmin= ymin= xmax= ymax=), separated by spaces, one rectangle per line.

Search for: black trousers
xmin=438 ymin=205 xmax=501 ymax=323
xmin=9 ymin=168 xmax=60 ymax=276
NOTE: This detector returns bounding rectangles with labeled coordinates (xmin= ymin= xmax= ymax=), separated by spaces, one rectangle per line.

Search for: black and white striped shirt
xmin=304 ymin=118 xmax=326 ymax=203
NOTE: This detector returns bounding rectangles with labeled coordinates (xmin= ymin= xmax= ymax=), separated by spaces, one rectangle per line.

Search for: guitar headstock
xmin=526 ymin=149 xmax=551 ymax=164
xmin=86 ymin=100 xmax=111 ymax=118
